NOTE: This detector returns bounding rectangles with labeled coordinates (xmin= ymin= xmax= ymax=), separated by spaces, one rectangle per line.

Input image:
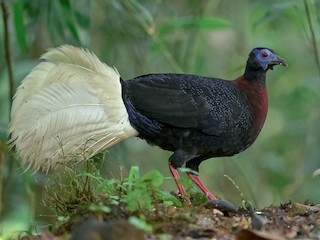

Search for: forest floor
xmin=20 ymin=200 xmax=320 ymax=240
xmin=16 ymin=163 xmax=320 ymax=240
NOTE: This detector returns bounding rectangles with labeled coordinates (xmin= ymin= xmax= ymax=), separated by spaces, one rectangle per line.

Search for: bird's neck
xmin=233 ymin=74 xmax=268 ymax=140
xmin=233 ymin=74 xmax=268 ymax=109
xmin=243 ymin=66 xmax=267 ymax=86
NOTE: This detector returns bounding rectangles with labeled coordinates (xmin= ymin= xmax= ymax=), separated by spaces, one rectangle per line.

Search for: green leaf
xmin=13 ymin=0 xmax=27 ymax=51
xmin=57 ymin=0 xmax=81 ymax=43
xmin=126 ymin=166 xmax=140 ymax=190
xmin=128 ymin=216 xmax=153 ymax=233
xmin=178 ymin=167 xmax=198 ymax=175
xmin=97 ymin=178 xmax=120 ymax=192
xmin=1 ymin=205 xmax=32 ymax=239
xmin=313 ymin=168 xmax=320 ymax=177
xmin=74 ymin=10 xmax=90 ymax=28
xmin=129 ymin=166 xmax=140 ymax=179
xmin=159 ymin=234 xmax=171 ymax=240
xmin=159 ymin=191 xmax=182 ymax=207
xmin=75 ymin=172 xmax=103 ymax=182
xmin=88 ymin=203 xmax=111 ymax=213
xmin=59 ymin=0 xmax=71 ymax=8
xmin=57 ymin=215 xmax=70 ymax=223
xmin=124 ymin=188 xmax=154 ymax=212
xmin=142 ymin=170 xmax=164 ymax=187
xmin=130 ymin=0 xmax=153 ymax=25
xmin=159 ymin=16 xmax=230 ymax=34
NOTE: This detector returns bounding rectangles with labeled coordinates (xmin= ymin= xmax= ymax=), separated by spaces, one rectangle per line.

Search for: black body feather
xmin=121 ymin=74 xmax=255 ymax=171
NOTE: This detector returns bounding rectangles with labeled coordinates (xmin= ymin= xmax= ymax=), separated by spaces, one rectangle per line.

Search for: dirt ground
xmin=20 ymin=200 xmax=320 ymax=240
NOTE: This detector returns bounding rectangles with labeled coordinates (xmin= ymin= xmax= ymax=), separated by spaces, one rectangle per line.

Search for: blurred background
xmin=1 ymin=0 xmax=320 ymax=237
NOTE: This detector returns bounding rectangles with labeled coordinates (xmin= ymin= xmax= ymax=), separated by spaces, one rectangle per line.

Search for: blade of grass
xmin=159 ymin=16 xmax=230 ymax=34
xmin=13 ymin=0 xmax=27 ymax=51
xmin=303 ymin=0 xmax=320 ymax=79
xmin=1 ymin=1 xmax=16 ymax=219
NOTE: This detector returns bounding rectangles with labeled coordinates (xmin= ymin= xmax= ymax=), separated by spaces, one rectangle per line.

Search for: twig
xmin=1 ymin=0 xmax=15 ymax=217
xmin=2 ymin=0 xmax=14 ymax=107
xmin=303 ymin=0 xmax=320 ymax=79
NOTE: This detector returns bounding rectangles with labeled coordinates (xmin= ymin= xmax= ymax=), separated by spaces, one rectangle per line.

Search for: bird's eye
xmin=261 ymin=51 xmax=268 ymax=58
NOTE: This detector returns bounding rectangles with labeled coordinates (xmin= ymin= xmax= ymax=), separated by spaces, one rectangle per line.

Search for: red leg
xmin=168 ymin=162 xmax=186 ymax=196
xmin=187 ymin=173 xmax=217 ymax=200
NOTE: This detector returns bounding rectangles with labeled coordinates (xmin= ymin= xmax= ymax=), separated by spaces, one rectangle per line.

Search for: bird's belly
xmin=139 ymin=126 xmax=256 ymax=158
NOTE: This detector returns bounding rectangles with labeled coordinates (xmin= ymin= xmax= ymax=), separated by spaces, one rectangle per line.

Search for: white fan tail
xmin=9 ymin=45 xmax=138 ymax=172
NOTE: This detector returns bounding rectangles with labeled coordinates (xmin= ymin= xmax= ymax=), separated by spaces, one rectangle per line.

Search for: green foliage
xmin=88 ymin=202 xmax=111 ymax=213
xmin=313 ymin=169 xmax=320 ymax=177
xmin=159 ymin=16 xmax=230 ymax=34
xmin=13 ymin=0 xmax=27 ymax=51
xmin=128 ymin=216 xmax=153 ymax=233
xmin=178 ymin=167 xmax=199 ymax=176
xmin=123 ymin=167 xmax=182 ymax=211
xmin=0 ymin=205 xmax=32 ymax=239
xmin=43 ymin=162 xmax=181 ymax=219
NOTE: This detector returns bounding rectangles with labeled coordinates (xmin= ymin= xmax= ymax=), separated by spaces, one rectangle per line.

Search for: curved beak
xmin=268 ymin=54 xmax=288 ymax=70
xmin=271 ymin=54 xmax=288 ymax=67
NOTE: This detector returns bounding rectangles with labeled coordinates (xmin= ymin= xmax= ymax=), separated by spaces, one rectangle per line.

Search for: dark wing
xmin=124 ymin=73 xmax=249 ymax=135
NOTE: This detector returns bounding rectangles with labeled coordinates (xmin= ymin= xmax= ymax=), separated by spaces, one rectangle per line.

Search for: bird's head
xmin=249 ymin=48 xmax=287 ymax=71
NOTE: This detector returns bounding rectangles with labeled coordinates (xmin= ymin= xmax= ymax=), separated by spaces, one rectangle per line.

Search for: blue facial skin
xmin=253 ymin=48 xmax=277 ymax=71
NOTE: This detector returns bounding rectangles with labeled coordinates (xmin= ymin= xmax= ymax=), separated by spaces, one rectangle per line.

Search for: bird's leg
xmin=187 ymin=173 xmax=217 ymax=200
xmin=168 ymin=161 xmax=192 ymax=205
xmin=168 ymin=161 xmax=186 ymax=196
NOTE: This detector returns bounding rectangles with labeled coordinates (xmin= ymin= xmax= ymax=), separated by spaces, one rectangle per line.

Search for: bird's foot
xmin=181 ymin=195 xmax=192 ymax=206
xmin=187 ymin=173 xmax=217 ymax=200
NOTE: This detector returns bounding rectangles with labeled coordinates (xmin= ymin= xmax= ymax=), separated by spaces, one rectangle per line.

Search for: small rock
xmin=288 ymin=203 xmax=311 ymax=217
xmin=203 ymin=199 xmax=238 ymax=216
xmin=246 ymin=204 xmax=267 ymax=230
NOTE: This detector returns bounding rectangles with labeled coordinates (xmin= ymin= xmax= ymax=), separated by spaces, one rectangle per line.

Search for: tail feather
xmin=9 ymin=45 xmax=138 ymax=171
